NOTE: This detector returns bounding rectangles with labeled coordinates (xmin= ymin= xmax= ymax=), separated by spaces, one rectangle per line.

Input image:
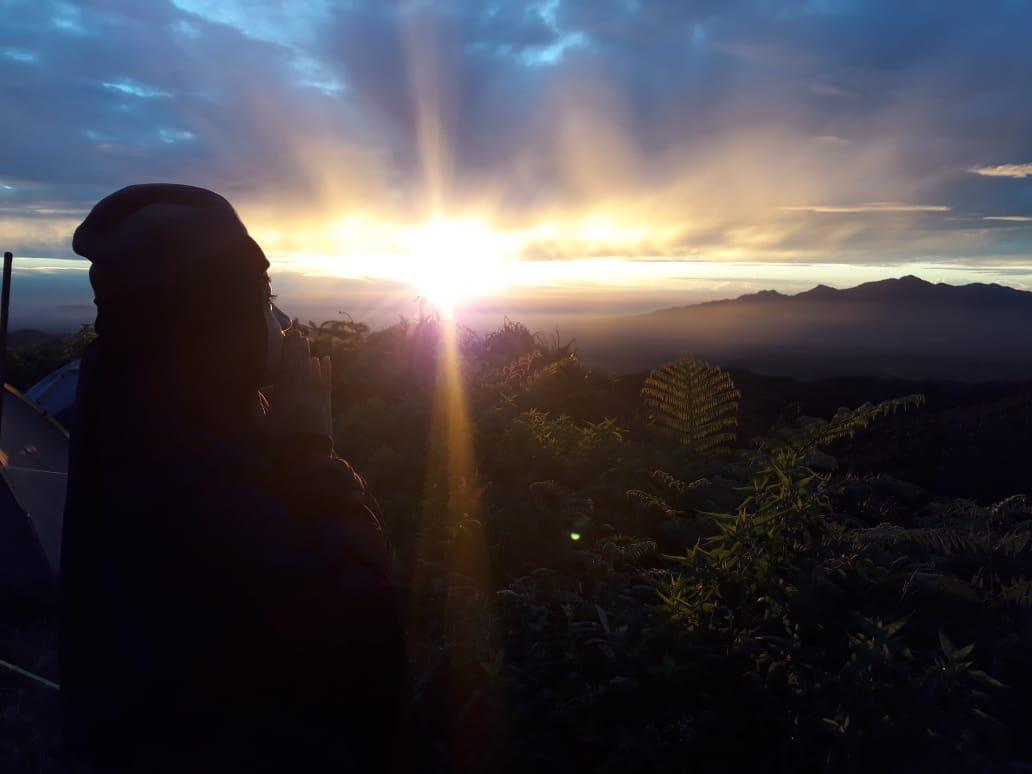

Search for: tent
xmin=26 ymin=357 xmax=79 ymax=431
xmin=0 ymin=385 xmax=68 ymax=603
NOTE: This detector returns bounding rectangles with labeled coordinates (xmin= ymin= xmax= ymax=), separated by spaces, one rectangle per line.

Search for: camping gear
xmin=0 ymin=383 xmax=69 ymax=600
xmin=26 ymin=358 xmax=80 ymax=430
xmin=0 ymin=252 xmax=69 ymax=602
xmin=0 ymin=252 xmax=68 ymax=691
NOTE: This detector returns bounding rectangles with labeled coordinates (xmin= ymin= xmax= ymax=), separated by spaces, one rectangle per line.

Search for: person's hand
xmin=266 ymin=330 xmax=333 ymax=438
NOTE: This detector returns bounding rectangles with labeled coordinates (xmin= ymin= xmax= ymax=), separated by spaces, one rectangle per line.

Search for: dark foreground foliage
xmin=4 ymin=326 xmax=94 ymax=393
xmin=4 ymin=315 xmax=1032 ymax=773
xmin=324 ymin=314 xmax=1032 ymax=773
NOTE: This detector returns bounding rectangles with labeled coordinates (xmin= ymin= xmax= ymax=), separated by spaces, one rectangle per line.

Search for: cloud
xmin=0 ymin=214 xmax=84 ymax=257
xmin=2 ymin=0 xmax=1032 ymax=268
xmin=811 ymin=135 xmax=849 ymax=145
xmin=781 ymin=203 xmax=952 ymax=214
xmin=100 ymin=79 xmax=173 ymax=98
xmin=969 ymin=163 xmax=1032 ymax=179
xmin=984 ymin=216 xmax=1032 ymax=222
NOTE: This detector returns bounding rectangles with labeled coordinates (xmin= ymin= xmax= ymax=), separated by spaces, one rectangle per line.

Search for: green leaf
xmin=820 ymin=717 xmax=846 ymax=736
xmin=884 ymin=614 xmax=912 ymax=637
xmin=953 ymin=642 xmax=976 ymax=662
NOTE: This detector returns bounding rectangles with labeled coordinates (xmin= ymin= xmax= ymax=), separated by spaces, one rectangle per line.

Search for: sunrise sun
xmin=392 ymin=219 xmax=510 ymax=314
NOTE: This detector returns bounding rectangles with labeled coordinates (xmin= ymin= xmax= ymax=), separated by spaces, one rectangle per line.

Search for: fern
xmin=626 ymin=470 xmax=708 ymax=518
xmin=778 ymin=395 xmax=925 ymax=462
xmin=597 ymin=537 xmax=658 ymax=563
xmin=993 ymin=531 xmax=1032 ymax=557
xmin=850 ymin=524 xmax=976 ymax=553
xmin=651 ymin=469 xmax=709 ymax=493
xmin=849 ymin=523 xmax=1032 ymax=558
xmin=626 ymin=489 xmax=668 ymax=508
xmin=903 ymin=528 xmax=978 ymax=553
xmin=641 ymin=358 xmax=740 ymax=452
xmin=990 ymin=495 xmax=1032 ymax=523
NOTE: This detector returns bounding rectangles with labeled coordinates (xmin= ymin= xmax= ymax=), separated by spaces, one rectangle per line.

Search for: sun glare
xmin=393 ymin=219 xmax=510 ymax=314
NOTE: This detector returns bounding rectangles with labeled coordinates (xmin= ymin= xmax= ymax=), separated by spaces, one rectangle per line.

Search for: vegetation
xmin=641 ymin=356 xmax=741 ymax=451
xmin=313 ymin=312 xmax=1032 ymax=773
xmin=5 ymin=313 xmax=1032 ymax=772
xmin=5 ymin=325 xmax=94 ymax=391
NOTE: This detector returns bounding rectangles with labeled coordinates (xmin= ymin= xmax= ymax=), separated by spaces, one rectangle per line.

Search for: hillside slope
xmin=572 ymin=276 xmax=1032 ymax=380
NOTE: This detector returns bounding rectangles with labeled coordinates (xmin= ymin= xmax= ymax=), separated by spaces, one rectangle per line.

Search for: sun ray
xmin=396 ymin=6 xmax=507 ymax=762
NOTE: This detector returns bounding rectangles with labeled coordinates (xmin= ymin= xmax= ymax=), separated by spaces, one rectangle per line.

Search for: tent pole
xmin=0 ymin=251 xmax=11 ymax=437
xmin=0 ymin=657 xmax=60 ymax=690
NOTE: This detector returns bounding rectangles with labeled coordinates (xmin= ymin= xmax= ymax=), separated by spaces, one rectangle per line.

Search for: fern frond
xmin=991 ymin=495 xmax=1032 ymax=523
xmin=850 ymin=524 xmax=976 ymax=553
xmin=626 ymin=489 xmax=667 ymax=507
xmin=649 ymin=469 xmax=709 ymax=494
xmin=787 ymin=395 xmax=925 ymax=458
xmin=904 ymin=528 xmax=977 ymax=553
xmin=598 ymin=538 xmax=659 ymax=563
xmin=995 ymin=531 xmax=1032 ymax=557
xmin=641 ymin=358 xmax=740 ymax=452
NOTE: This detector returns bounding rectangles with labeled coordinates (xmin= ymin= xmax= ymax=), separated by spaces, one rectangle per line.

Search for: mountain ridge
xmin=650 ymin=275 xmax=1030 ymax=315
xmin=570 ymin=275 xmax=1032 ymax=380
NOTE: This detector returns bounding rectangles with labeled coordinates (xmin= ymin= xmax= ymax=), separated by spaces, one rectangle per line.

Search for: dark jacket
xmin=60 ymin=341 xmax=407 ymax=772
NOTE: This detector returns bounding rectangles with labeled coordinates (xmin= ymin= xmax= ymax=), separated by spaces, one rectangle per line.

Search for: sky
xmin=2 ymin=0 xmax=1032 ymax=329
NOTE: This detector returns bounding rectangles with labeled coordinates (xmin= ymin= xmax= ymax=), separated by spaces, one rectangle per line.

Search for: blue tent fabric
xmin=26 ymin=358 xmax=80 ymax=431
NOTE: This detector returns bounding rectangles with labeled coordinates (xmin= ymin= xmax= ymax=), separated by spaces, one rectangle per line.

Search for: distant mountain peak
xmin=840 ymin=274 xmax=943 ymax=299
xmin=858 ymin=274 xmax=933 ymax=289
xmin=799 ymin=283 xmax=839 ymax=298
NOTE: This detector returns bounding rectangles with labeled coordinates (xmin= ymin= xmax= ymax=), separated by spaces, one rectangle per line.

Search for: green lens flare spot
xmin=569 ymin=532 xmax=582 ymax=541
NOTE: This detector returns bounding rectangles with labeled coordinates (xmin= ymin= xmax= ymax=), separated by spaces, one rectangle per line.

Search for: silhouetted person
xmin=60 ymin=185 xmax=407 ymax=772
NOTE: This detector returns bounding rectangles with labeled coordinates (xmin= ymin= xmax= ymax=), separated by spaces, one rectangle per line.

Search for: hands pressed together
xmin=266 ymin=329 xmax=334 ymax=439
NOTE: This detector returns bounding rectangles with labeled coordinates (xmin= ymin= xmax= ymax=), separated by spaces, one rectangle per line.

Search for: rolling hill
xmin=571 ymin=275 xmax=1032 ymax=380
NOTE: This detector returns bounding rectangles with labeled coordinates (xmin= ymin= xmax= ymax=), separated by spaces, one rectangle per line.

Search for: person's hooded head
xmin=73 ymin=184 xmax=288 ymax=414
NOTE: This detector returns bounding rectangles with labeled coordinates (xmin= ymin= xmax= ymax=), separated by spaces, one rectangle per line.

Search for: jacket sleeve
xmin=101 ymin=430 xmax=399 ymax=665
